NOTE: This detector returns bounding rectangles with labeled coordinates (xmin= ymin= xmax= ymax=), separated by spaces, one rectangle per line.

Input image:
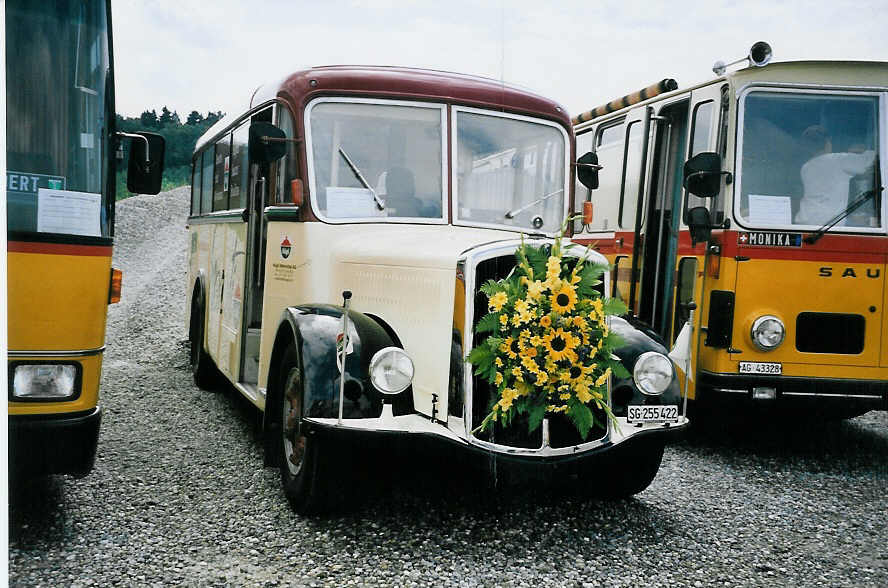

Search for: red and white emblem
xmin=280 ymin=235 xmax=292 ymax=259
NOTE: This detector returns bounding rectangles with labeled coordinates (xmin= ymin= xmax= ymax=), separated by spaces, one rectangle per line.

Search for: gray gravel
xmin=8 ymin=186 xmax=888 ymax=587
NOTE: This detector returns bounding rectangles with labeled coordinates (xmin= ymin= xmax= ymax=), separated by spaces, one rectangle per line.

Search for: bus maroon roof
xmin=270 ymin=65 xmax=571 ymax=128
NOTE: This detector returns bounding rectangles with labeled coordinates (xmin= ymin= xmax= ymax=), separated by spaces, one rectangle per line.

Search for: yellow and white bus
xmin=6 ymin=0 xmax=163 ymax=478
xmin=571 ymin=43 xmax=887 ymax=418
xmin=187 ymin=66 xmax=689 ymax=513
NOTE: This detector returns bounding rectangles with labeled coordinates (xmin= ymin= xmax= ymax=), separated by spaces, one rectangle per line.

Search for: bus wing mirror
xmin=249 ymin=122 xmax=287 ymax=163
xmin=576 ymin=151 xmax=601 ymax=190
xmin=683 ymin=152 xmax=723 ymax=198
xmin=126 ymin=132 xmax=165 ymax=195
xmin=687 ymin=206 xmax=713 ymax=245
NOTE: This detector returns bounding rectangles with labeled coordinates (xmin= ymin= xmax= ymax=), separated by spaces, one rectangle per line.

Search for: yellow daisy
xmin=540 ymin=315 xmax=552 ymax=329
xmin=488 ymin=291 xmax=508 ymax=312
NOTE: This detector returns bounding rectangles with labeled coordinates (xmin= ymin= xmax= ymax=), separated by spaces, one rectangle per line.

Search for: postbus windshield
xmin=454 ymin=109 xmax=567 ymax=234
xmin=6 ymin=0 xmax=111 ymax=237
xmin=736 ymin=90 xmax=882 ymax=231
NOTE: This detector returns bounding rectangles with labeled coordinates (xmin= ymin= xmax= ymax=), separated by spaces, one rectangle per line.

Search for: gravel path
xmin=8 ymin=187 xmax=888 ymax=587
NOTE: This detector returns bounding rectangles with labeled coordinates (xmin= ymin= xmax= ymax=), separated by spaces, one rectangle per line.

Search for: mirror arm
xmin=572 ymin=162 xmax=604 ymax=171
xmin=260 ymin=136 xmax=303 ymax=145
xmin=685 ymin=169 xmax=732 ymax=184
xmin=116 ymin=132 xmax=150 ymax=164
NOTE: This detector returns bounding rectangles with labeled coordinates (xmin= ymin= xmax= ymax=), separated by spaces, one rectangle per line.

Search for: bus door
xmin=238 ymin=107 xmax=275 ymax=385
xmin=635 ymin=98 xmax=690 ymax=342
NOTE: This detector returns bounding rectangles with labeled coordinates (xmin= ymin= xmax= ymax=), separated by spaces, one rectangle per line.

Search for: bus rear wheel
xmin=277 ymin=343 xmax=340 ymax=514
xmin=189 ymin=299 xmax=217 ymax=389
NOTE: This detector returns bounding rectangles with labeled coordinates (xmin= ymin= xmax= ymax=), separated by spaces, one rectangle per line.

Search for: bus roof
xmin=195 ymin=65 xmax=571 ymax=155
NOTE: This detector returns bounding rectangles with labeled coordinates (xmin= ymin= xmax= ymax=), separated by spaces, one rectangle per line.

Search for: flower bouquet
xmin=467 ymin=227 xmax=628 ymax=440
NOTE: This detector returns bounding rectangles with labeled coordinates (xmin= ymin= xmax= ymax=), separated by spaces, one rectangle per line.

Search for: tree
xmin=159 ymin=106 xmax=180 ymax=127
xmin=139 ymin=109 xmax=158 ymax=128
xmin=186 ymin=110 xmax=203 ymax=125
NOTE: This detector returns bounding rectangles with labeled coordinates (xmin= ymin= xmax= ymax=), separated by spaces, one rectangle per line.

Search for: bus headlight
xmin=12 ymin=364 xmax=79 ymax=399
xmin=751 ymin=315 xmax=785 ymax=351
xmin=369 ymin=347 xmax=414 ymax=395
xmin=633 ymin=352 xmax=673 ymax=396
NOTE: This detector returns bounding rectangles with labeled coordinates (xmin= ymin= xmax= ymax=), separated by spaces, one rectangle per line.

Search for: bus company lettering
xmin=6 ymin=171 xmax=66 ymax=194
xmin=818 ymin=267 xmax=881 ymax=278
xmin=738 ymin=232 xmax=802 ymax=247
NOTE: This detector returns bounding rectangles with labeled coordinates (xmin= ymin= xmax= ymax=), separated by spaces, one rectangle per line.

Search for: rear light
xmin=582 ymin=201 xmax=594 ymax=225
xmin=707 ymin=244 xmax=721 ymax=278
xmin=109 ymin=267 xmax=123 ymax=304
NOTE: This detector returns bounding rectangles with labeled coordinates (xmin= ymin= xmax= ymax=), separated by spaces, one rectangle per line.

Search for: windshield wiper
xmin=804 ymin=186 xmax=883 ymax=244
xmin=504 ymin=188 xmax=564 ymax=219
xmin=337 ymin=147 xmax=385 ymax=210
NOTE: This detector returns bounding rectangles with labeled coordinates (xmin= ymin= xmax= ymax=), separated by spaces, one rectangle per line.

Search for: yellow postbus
xmin=6 ymin=0 xmax=163 ymax=478
xmin=571 ymin=43 xmax=887 ymax=419
xmin=186 ymin=66 xmax=689 ymax=513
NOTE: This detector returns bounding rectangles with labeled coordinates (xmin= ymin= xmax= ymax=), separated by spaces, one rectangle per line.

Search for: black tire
xmin=189 ymin=299 xmax=217 ymax=389
xmin=276 ymin=342 xmax=341 ymax=514
xmin=589 ymin=438 xmax=665 ymax=499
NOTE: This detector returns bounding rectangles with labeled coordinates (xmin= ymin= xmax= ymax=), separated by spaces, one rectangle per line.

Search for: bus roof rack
xmin=572 ymin=78 xmax=678 ymax=125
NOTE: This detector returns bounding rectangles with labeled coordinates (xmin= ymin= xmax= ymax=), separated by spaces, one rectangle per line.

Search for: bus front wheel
xmin=276 ymin=342 xmax=340 ymax=514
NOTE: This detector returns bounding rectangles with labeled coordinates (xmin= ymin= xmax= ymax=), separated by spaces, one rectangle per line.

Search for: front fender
xmin=272 ymin=305 xmax=413 ymax=420
xmin=609 ymin=316 xmax=682 ymax=411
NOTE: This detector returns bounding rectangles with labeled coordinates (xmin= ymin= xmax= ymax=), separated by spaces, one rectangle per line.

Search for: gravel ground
xmin=8 ymin=187 xmax=888 ymax=587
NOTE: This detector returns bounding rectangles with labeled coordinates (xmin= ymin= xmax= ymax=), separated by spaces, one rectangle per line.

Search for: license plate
xmin=627 ymin=405 xmax=679 ymax=424
xmin=738 ymin=361 xmax=782 ymax=375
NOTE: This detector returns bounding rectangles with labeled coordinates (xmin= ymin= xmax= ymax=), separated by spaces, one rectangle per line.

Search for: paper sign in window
xmin=37 ymin=189 xmax=101 ymax=236
xmin=326 ymin=187 xmax=383 ymax=218
xmin=748 ymin=194 xmax=792 ymax=226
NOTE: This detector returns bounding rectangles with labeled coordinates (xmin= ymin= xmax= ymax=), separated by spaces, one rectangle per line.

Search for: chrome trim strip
xmin=713 ymin=387 xmax=749 ymax=395
xmin=781 ymin=391 xmax=883 ymax=399
xmin=8 ymin=346 xmax=106 ymax=358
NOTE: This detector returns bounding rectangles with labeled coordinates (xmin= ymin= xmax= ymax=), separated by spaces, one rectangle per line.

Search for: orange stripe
xmin=7 ymin=241 xmax=112 ymax=257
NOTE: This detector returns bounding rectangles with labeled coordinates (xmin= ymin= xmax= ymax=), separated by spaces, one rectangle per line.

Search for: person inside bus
xmin=795 ymin=125 xmax=877 ymax=226
xmin=377 ymin=167 xmax=425 ymax=218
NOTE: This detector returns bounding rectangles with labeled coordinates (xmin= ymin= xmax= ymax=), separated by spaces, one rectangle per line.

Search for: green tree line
xmin=115 ymin=107 xmax=224 ymax=199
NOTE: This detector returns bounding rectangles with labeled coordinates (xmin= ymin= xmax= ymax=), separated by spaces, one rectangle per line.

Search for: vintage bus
xmin=7 ymin=0 xmax=163 ymax=478
xmin=571 ymin=43 xmax=887 ymax=418
xmin=186 ymin=66 xmax=688 ymax=513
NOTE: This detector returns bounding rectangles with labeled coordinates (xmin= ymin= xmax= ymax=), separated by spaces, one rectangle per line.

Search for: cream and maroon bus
xmin=186 ymin=66 xmax=688 ymax=512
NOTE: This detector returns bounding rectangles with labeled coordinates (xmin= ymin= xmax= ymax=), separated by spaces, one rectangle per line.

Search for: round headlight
xmin=633 ymin=351 xmax=674 ymax=396
xmin=369 ymin=347 xmax=414 ymax=395
xmin=751 ymin=315 xmax=785 ymax=351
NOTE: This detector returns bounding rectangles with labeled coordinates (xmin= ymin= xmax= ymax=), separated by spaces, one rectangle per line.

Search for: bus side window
xmin=231 ymin=124 xmax=250 ymax=210
xmin=683 ymin=101 xmax=714 ymax=222
xmin=191 ymin=156 xmax=201 ymax=216
xmin=672 ymin=257 xmax=698 ymax=343
xmin=200 ymin=148 xmax=213 ymax=214
xmin=213 ymin=133 xmax=232 ymax=212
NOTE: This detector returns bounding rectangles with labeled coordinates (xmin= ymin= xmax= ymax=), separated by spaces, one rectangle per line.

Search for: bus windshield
xmin=455 ymin=109 xmax=567 ymax=234
xmin=737 ymin=90 xmax=882 ymax=231
xmin=6 ymin=0 xmax=111 ymax=237
xmin=307 ymin=100 xmax=446 ymax=221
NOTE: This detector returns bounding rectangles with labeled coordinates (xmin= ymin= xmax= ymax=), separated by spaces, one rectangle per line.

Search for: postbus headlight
xmin=12 ymin=364 xmax=78 ymax=399
xmin=632 ymin=352 xmax=673 ymax=396
xmin=751 ymin=315 xmax=785 ymax=351
xmin=369 ymin=347 xmax=414 ymax=395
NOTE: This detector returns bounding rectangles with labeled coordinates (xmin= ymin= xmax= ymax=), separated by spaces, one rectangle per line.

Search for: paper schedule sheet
xmin=37 ymin=188 xmax=102 ymax=236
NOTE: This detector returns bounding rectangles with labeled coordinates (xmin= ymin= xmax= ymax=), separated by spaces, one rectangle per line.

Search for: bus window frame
xmin=191 ymin=157 xmax=201 ymax=216
xmin=212 ymin=132 xmax=233 ymax=212
xmin=304 ymin=96 xmax=449 ymax=226
xmin=617 ymin=119 xmax=644 ymax=229
xmin=733 ymin=83 xmax=886 ymax=235
xmin=682 ymin=99 xmax=715 ymax=224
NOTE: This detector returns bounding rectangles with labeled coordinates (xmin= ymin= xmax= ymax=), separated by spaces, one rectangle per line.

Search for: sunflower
xmin=543 ymin=327 xmax=576 ymax=362
xmin=500 ymin=337 xmax=518 ymax=359
xmin=488 ymin=290 xmax=508 ymax=312
xmin=550 ymin=282 xmax=578 ymax=314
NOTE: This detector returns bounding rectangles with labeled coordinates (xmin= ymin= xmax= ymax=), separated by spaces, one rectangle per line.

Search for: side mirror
xmin=576 ymin=151 xmax=601 ymax=191
xmin=687 ymin=206 xmax=713 ymax=245
xmin=683 ymin=152 xmax=724 ymax=198
xmin=249 ymin=122 xmax=287 ymax=163
xmin=127 ymin=132 xmax=165 ymax=195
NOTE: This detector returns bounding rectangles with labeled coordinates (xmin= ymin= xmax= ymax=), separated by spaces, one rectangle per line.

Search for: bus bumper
xmin=698 ymin=371 xmax=888 ymax=414
xmin=9 ymin=407 xmax=102 ymax=478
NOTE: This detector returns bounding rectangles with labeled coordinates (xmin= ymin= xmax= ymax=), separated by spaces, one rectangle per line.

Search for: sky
xmin=113 ymin=0 xmax=887 ymax=120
